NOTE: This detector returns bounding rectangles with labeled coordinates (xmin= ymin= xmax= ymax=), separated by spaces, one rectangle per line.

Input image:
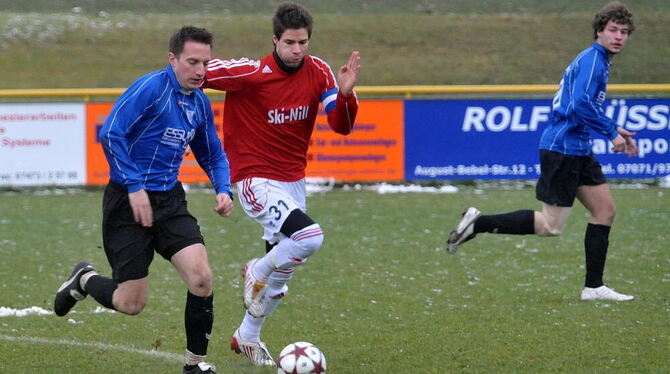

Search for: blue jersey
xmin=100 ymin=64 xmax=231 ymax=195
xmin=540 ymin=43 xmax=620 ymax=156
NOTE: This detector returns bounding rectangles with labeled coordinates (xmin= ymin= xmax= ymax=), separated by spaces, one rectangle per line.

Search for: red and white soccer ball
xmin=276 ymin=341 xmax=327 ymax=374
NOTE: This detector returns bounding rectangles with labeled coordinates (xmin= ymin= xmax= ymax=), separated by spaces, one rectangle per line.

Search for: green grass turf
xmin=0 ymin=6 xmax=668 ymax=89
xmin=0 ymin=185 xmax=668 ymax=373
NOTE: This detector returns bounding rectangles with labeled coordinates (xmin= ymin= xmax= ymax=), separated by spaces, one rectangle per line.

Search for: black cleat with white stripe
xmin=183 ymin=362 xmax=217 ymax=374
xmin=54 ymin=261 xmax=94 ymax=316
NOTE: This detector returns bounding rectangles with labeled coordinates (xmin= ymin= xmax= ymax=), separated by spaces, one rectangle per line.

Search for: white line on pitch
xmin=0 ymin=334 xmax=183 ymax=363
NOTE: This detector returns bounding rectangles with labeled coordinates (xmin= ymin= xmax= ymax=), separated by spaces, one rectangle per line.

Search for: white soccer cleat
xmin=229 ymin=329 xmax=275 ymax=367
xmin=446 ymin=207 xmax=481 ymax=254
xmin=242 ymin=258 xmax=267 ymax=317
xmin=581 ymin=285 xmax=634 ymax=301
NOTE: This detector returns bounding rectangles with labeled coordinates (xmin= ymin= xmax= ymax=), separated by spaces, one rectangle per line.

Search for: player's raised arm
xmin=337 ymin=51 xmax=361 ymax=96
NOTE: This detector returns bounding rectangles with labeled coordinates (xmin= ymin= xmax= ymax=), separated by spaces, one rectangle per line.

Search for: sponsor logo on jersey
xmin=596 ymin=90 xmax=606 ymax=106
xmin=161 ymin=127 xmax=195 ymax=148
xmin=267 ymin=105 xmax=310 ymax=124
xmin=185 ymin=109 xmax=195 ymax=124
xmin=262 ymin=65 xmax=273 ymax=74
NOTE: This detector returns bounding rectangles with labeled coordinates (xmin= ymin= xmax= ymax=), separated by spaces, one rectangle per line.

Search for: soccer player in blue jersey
xmin=53 ymin=26 xmax=233 ymax=374
xmin=447 ymin=2 xmax=638 ymax=301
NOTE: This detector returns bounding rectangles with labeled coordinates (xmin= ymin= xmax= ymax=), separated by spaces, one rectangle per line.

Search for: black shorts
xmin=535 ymin=150 xmax=607 ymax=207
xmin=102 ymin=181 xmax=204 ymax=283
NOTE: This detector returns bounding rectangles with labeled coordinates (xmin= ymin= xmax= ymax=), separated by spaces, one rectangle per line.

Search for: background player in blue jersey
xmin=53 ymin=26 xmax=233 ymax=374
xmin=447 ymin=2 xmax=638 ymax=301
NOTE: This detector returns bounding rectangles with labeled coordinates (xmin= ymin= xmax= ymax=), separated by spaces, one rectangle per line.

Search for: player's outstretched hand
xmin=612 ymin=128 xmax=638 ymax=157
xmin=213 ymin=193 xmax=234 ymax=217
xmin=337 ymin=51 xmax=361 ymax=97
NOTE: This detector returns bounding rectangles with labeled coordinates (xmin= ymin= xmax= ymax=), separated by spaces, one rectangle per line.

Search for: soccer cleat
xmin=54 ymin=261 xmax=95 ymax=316
xmin=446 ymin=207 xmax=481 ymax=254
xmin=242 ymin=258 xmax=267 ymax=318
xmin=183 ymin=362 xmax=217 ymax=374
xmin=230 ymin=328 xmax=275 ymax=367
xmin=580 ymin=285 xmax=634 ymax=301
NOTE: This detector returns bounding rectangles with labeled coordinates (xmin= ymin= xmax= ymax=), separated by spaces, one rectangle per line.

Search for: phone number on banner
xmin=603 ymin=162 xmax=670 ymax=176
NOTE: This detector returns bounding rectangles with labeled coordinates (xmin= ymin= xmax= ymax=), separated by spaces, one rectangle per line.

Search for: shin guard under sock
xmin=184 ymin=291 xmax=213 ymax=356
xmin=584 ymin=223 xmax=610 ymax=288
xmin=474 ymin=210 xmax=535 ymax=235
xmin=83 ymin=275 xmax=117 ymax=310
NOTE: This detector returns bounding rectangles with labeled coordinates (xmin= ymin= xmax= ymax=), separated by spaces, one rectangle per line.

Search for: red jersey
xmin=204 ymin=52 xmax=358 ymax=183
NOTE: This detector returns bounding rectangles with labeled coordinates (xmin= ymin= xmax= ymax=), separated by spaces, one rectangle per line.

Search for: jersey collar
xmin=272 ymin=50 xmax=305 ymax=74
xmin=592 ymin=42 xmax=612 ymax=65
xmin=165 ymin=64 xmax=193 ymax=94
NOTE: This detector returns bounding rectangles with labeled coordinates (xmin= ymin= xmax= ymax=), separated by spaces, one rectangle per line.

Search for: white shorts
xmin=236 ymin=177 xmax=307 ymax=244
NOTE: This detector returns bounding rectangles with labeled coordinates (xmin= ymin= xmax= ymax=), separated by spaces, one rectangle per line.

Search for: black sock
xmin=584 ymin=223 xmax=610 ymax=288
xmin=84 ymin=275 xmax=118 ymax=310
xmin=185 ymin=291 xmax=214 ymax=356
xmin=473 ymin=210 xmax=535 ymax=235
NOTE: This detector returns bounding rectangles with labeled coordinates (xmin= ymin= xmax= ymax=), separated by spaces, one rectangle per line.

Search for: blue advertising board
xmin=404 ymin=98 xmax=670 ymax=180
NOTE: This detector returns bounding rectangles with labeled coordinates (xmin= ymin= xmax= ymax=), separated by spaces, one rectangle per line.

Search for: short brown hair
xmin=272 ymin=3 xmax=313 ymax=39
xmin=169 ymin=26 xmax=213 ymax=57
xmin=592 ymin=2 xmax=635 ymax=39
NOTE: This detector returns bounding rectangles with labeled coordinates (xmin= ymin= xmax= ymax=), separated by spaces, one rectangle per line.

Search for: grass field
xmin=1 ymin=2 xmax=669 ymax=89
xmin=0 ymin=185 xmax=668 ymax=373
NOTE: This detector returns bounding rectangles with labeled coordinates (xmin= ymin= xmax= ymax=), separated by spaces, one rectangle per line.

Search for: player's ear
xmin=168 ymin=52 xmax=177 ymax=67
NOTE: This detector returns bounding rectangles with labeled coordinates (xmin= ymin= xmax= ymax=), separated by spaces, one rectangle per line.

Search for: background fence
xmin=1 ymin=85 xmax=669 ymax=186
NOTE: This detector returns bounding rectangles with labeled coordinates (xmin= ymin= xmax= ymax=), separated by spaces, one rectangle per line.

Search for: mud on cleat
xmin=446 ymin=207 xmax=481 ymax=254
xmin=230 ymin=328 xmax=275 ymax=367
xmin=54 ymin=261 xmax=94 ymax=316
xmin=242 ymin=258 xmax=267 ymax=317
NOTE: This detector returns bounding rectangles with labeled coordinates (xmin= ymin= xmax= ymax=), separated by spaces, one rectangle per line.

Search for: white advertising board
xmin=0 ymin=103 xmax=86 ymax=186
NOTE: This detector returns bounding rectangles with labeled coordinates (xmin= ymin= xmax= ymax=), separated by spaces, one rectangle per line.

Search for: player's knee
xmin=538 ymin=221 xmax=564 ymax=237
xmin=589 ymin=203 xmax=616 ymax=226
xmin=536 ymin=215 xmax=564 ymax=237
xmin=187 ymin=269 xmax=213 ymax=297
xmin=594 ymin=204 xmax=616 ymax=225
xmin=117 ymin=296 xmax=147 ymax=315
xmin=535 ymin=211 xmax=567 ymax=237
xmin=292 ymin=223 xmax=324 ymax=259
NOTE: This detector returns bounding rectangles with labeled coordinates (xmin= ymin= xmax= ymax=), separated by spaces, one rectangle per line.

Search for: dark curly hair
xmin=592 ymin=2 xmax=635 ymax=39
xmin=273 ymin=3 xmax=313 ymax=39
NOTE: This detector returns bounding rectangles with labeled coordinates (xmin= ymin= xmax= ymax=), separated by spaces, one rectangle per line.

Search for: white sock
xmin=239 ymin=311 xmax=265 ymax=341
xmin=252 ymin=257 xmax=274 ymax=283
xmin=252 ymin=224 xmax=322 ymax=290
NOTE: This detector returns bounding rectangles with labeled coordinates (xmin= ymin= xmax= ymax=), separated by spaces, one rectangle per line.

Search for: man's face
xmin=273 ymin=28 xmax=309 ymax=67
xmin=597 ymin=20 xmax=630 ymax=55
xmin=169 ymin=40 xmax=211 ymax=90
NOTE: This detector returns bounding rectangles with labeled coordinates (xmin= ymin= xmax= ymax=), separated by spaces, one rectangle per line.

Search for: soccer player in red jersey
xmin=203 ymin=2 xmax=361 ymax=366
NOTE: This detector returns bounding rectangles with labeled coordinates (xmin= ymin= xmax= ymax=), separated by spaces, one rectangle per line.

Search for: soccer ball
xmin=276 ymin=341 xmax=327 ymax=374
